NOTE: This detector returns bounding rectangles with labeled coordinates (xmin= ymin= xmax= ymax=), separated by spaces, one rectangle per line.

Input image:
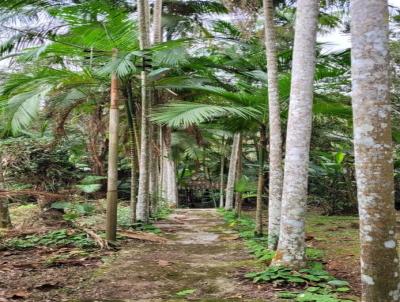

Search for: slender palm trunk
xmin=234 ymin=136 xmax=243 ymax=216
xmin=136 ymin=0 xmax=151 ymax=222
xmin=129 ymin=129 xmax=137 ymax=223
xmin=153 ymin=0 xmax=162 ymax=44
xmin=255 ymin=126 xmax=266 ymax=235
xmin=161 ymin=127 xmax=178 ymax=206
xmin=219 ymin=138 xmax=226 ymax=208
xmin=272 ymin=0 xmax=319 ymax=268
xmin=125 ymin=83 xmax=138 ymax=224
xmin=106 ymin=49 xmax=119 ymax=241
xmin=351 ymin=1 xmax=400 ymax=300
xmin=148 ymin=0 xmax=162 ymax=214
xmin=225 ymin=133 xmax=241 ymax=210
xmin=0 ymin=157 xmax=11 ymax=228
xmin=263 ymin=0 xmax=283 ymax=251
xmin=154 ymin=0 xmax=178 ymax=208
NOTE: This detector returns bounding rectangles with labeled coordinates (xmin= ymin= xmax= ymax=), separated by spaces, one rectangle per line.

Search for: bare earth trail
xmin=76 ymin=209 xmax=271 ymax=302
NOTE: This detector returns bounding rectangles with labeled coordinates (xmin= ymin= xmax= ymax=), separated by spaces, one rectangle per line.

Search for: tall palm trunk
xmin=106 ymin=49 xmax=119 ymax=241
xmin=255 ymin=125 xmax=266 ymax=235
xmin=136 ymin=0 xmax=151 ymax=222
xmin=263 ymin=0 xmax=283 ymax=251
xmin=161 ymin=127 xmax=178 ymax=206
xmin=153 ymin=0 xmax=162 ymax=44
xmin=351 ymin=1 xmax=400 ymax=300
xmin=219 ymin=138 xmax=226 ymax=208
xmin=272 ymin=0 xmax=319 ymax=268
xmin=154 ymin=0 xmax=178 ymax=208
xmin=125 ymin=82 xmax=138 ymax=224
xmin=148 ymin=0 xmax=163 ymax=213
xmin=225 ymin=133 xmax=241 ymax=210
xmin=0 ymin=157 xmax=11 ymax=228
xmin=234 ymin=136 xmax=243 ymax=216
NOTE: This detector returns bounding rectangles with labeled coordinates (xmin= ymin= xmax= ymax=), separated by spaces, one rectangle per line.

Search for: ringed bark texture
xmin=263 ymin=0 xmax=283 ymax=250
xmin=136 ymin=0 xmax=151 ymax=222
xmin=351 ymin=1 xmax=400 ymax=300
xmin=219 ymin=145 xmax=225 ymax=208
xmin=106 ymin=49 xmax=119 ymax=241
xmin=273 ymin=0 xmax=319 ymax=268
xmin=225 ymin=133 xmax=241 ymax=210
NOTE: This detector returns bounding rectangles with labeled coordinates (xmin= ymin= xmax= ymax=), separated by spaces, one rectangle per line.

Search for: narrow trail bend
xmin=77 ymin=209 xmax=270 ymax=302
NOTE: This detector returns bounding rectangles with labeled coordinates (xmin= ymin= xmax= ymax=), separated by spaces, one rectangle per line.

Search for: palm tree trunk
xmin=225 ymin=133 xmax=241 ymax=210
xmin=0 ymin=157 xmax=11 ymax=228
xmin=351 ymin=1 xmax=400 ymax=300
xmin=219 ymin=138 xmax=225 ymax=208
xmin=106 ymin=48 xmax=119 ymax=241
xmin=125 ymin=82 xmax=138 ymax=224
xmin=160 ymin=127 xmax=178 ymax=207
xmin=255 ymin=125 xmax=266 ymax=235
xmin=153 ymin=0 xmax=178 ymax=208
xmin=234 ymin=136 xmax=243 ymax=217
xmin=153 ymin=0 xmax=162 ymax=44
xmin=263 ymin=0 xmax=283 ymax=251
xmin=272 ymin=0 xmax=319 ymax=268
xmin=136 ymin=0 xmax=151 ymax=222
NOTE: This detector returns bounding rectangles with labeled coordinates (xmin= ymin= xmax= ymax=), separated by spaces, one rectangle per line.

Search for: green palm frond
xmin=151 ymin=102 xmax=261 ymax=128
xmin=4 ymin=85 xmax=52 ymax=134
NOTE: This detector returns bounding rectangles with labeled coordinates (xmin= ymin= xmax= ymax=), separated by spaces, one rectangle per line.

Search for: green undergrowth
xmin=218 ymin=208 xmax=275 ymax=262
xmin=246 ymin=263 xmax=353 ymax=301
xmin=117 ymin=204 xmax=172 ymax=233
xmin=217 ymin=209 xmax=355 ymax=302
xmin=3 ymin=229 xmax=96 ymax=250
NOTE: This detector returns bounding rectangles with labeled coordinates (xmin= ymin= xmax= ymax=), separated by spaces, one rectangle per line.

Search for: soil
xmin=1 ymin=209 xmax=277 ymax=302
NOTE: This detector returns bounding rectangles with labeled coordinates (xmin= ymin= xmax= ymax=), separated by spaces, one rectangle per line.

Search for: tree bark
xmin=160 ymin=127 xmax=178 ymax=207
xmin=255 ymin=126 xmax=266 ymax=235
xmin=106 ymin=48 xmax=119 ymax=241
xmin=153 ymin=0 xmax=162 ymax=44
xmin=225 ymin=133 xmax=241 ymax=210
xmin=219 ymin=138 xmax=226 ymax=208
xmin=125 ymin=82 xmax=138 ymax=224
xmin=272 ymin=0 xmax=319 ymax=268
xmin=0 ymin=157 xmax=11 ymax=228
xmin=234 ymin=136 xmax=243 ymax=217
xmin=148 ymin=0 xmax=163 ymax=212
xmin=351 ymin=1 xmax=400 ymax=300
xmin=263 ymin=0 xmax=283 ymax=251
xmin=136 ymin=0 xmax=151 ymax=222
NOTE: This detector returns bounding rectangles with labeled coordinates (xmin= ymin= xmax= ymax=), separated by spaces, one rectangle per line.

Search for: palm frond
xmin=151 ymin=102 xmax=261 ymax=128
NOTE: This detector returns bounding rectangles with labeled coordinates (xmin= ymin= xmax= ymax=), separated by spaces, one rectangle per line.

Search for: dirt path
xmin=74 ymin=209 xmax=270 ymax=302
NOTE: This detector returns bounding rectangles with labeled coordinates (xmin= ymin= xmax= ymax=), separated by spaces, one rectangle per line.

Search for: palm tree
xmin=273 ymin=0 xmax=319 ymax=268
xmin=136 ymin=0 xmax=151 ymax=222
xmin=350 ymin=0 xmax=400 ymax=300
xmin=255 ymin=125 xmax=267 ymax=235
xmin=0 ymin=155 xmax=11 ymax=228
xmin=106 ymin=48 xmax=120 ymax=242
xmin=263 ymin=0 xmax=283 ymax=250
xmin=225 ymin=132 xmax=241 ymax=210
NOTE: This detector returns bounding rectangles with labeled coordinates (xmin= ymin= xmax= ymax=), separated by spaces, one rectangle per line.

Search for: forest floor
xmin=0 ymin=207 xmax=363 ymax=302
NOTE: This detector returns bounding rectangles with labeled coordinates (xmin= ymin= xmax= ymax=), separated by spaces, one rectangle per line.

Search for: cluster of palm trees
xmin=0 ymin=0 xmax=398 ymax=300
